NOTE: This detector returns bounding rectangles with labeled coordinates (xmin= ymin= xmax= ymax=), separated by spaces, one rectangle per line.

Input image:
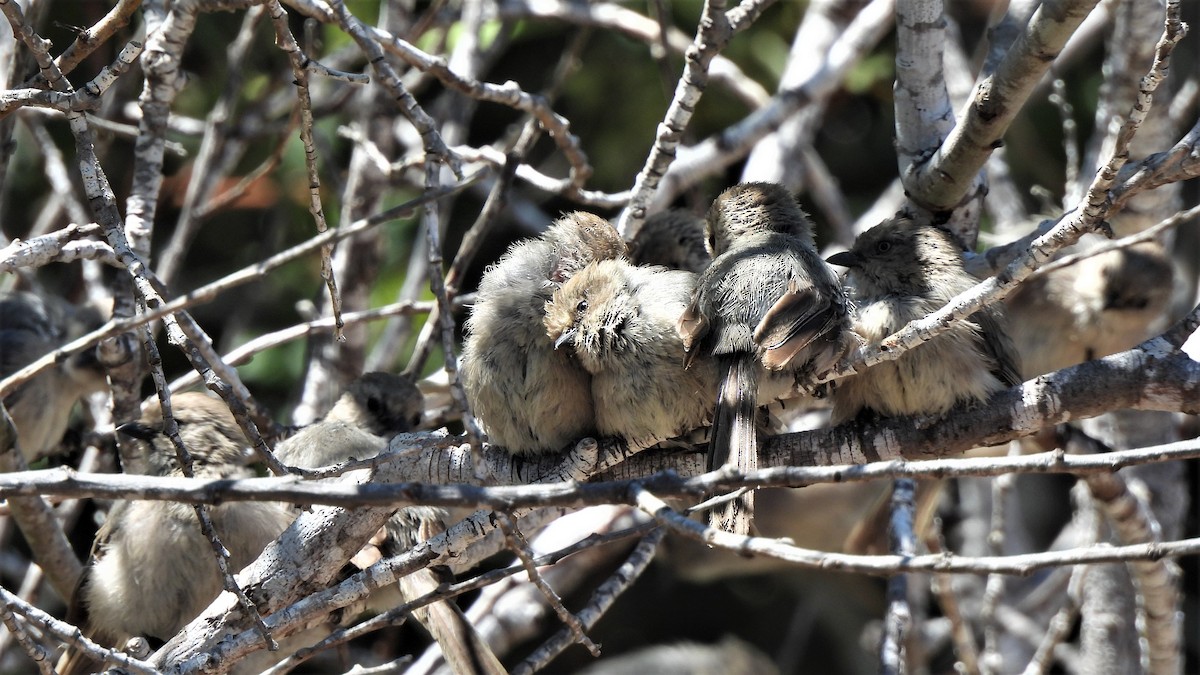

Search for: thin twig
xmin=7 ymin=435 xmax=1200 ymax=513
xmin=926 ymin=527 xmax=982 ymax=675
xmin=496 ymin=511 xmax=601 ymax=657
xmin=141 ymin=327 xmax=278 ymax=652
xmin=168 ymin=297 xmax=469 ymax=393
xmin=1021 ymin=564 xmax=1088 ymax=675
xmin=617 ymin=0 xmax=735 ymax=236
xmin=269 ymin=0 xmax=345 ymax=340
xmin=632 ymin=485 xmax=1200 ymax=576
xmin=509 ymin=528 xmax=666 ymax=675
xmin=1049 ymin=78 xmax=1081 ymax=208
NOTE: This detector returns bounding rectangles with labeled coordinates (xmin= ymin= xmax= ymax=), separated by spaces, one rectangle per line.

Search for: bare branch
xmin=905 ymin=0 xmax=1101 ymax=213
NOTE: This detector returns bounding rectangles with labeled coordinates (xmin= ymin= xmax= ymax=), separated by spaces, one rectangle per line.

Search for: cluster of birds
xmin=462 ymin=181 xmax=1022 ymax=537
xmin=0 ymin=180 xmax=1025 ymax=672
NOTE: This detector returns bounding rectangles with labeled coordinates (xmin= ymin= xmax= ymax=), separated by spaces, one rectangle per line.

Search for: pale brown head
xmin=543 ymin=212 xmax=628 ymax=283
xmin=629 ymin=209 xmax=710 ymax=273
xmin=328 ymin=371 xmax=425 ymax=436
xmin=544 ymin=260 xmax=633 ymax=373
xmin=826 ymin=218 xmax=965 ymax=297
xmin=705 ymin=182 xmax=815 ymax=257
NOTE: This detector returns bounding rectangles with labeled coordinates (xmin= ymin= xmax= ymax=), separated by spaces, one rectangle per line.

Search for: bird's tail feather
xmin=708 ymin=356 xmax=759 ymax=536
xmin=400 ymin=570 xmax=507 ymax=675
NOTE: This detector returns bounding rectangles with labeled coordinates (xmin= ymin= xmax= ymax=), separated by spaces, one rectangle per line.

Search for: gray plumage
xmin=274 ymin=371 xmax=441 ymax=549
xmin=678 ymin=183 xmax=852 ymax=535
xmin=827 ymin=217 xmax=1022 ymax=425
xmin=72 ymin=393 xmax=294 ymax=650
xmin=275 ymin=371 xmax=424 ymax=468
xmin=0 ymin=290 xmax=107 ymax=462
xmin=275 ymin=374 xmax=502 ymax=675
xmin=629 ymin=209 xmax=711 ymax=274
xmin=545 ymin=259 xmax=718 ymax=450
xmin=461 ymin=212 xmax=628 ymax=455
xmin=1005 ymin=240 xmax=1173 ymax=378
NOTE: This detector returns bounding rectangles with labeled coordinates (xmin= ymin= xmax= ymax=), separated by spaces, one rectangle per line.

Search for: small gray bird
xmin=0 ymin=290 xmax=108 ymax=463
xmin=826 ymin=218 xmax=1022 ymax=424
xmin=275 ymin=371 xmax=424 ymax=468
xmin=63 ymin=393 xmax=294 ymax=674
xmin=461 ymin=212 xmax=628 ymax=455
xmin=629 ymin=209 xmax=711 ymax=274
xmin=678 ymin=183 xmax=852 ymax=535
xmin=276 ymin=372 xmax=504 ymax=675
xmin=1005 ymin=240 xmax=1173 ymax=378
xmin=544 ymin=259 xmax=718 ymax=451
xmin=827 ymin=218 xmax=1022 ymax=555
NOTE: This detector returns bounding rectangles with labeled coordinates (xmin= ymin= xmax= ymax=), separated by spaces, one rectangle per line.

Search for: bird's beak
xmin=825 ymin=250 xmax=860 ymax=268
xmin=116 ymin=421 xmax=157 ymax=441
xmin=553 ymin=328 xmax=576 ymax=350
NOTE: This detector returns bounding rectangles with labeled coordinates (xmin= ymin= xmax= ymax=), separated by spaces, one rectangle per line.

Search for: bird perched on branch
xmin=275 ymin=370 xmax=424 ymax=468
xmin=0 ymin=290 xmax=108 ymax=463
xmin=629 ymin=208 xmax=711 ymax=274
xmin=275 ymin=371 xmax=441 ymax=564
xmin=679 ymin=182 xmax=852 ymax=535
xmin=545 ymin=258 xmax=718 ymax=450
xmin=826 ymin=217 xmax=1022 ymax=554
xmin=1004 ymin=239 xmax=1174 ymax=378
xmin=62 ymin=393 xmax=294 ymax=675
xmin=276 ymin=371 xmax=504 ymax=675
xmin=826 ymin=217 xmax=1022 ymax=424
xmin=462 ymin=212 xmax=627 ymax=455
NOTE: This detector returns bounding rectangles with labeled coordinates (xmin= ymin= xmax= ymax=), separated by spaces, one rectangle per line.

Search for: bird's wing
xmin=753 ymin=275 xmax=841 ymax=371
xmin=972 ymin=306 xmax=1023 ymax=387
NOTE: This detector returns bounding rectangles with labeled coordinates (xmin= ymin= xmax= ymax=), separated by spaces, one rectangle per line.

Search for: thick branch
xmin=905 ymin=0 xmax=1100 ymax=212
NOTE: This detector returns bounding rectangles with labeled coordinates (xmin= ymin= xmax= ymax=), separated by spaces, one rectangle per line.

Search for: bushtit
xmin=678 ymin=183 xmax=852 ymax=535
xmin=276 ymin=373 xmax=504 ymax=675
xmin=544 ymin=259 xmax=718 ymax=450
xmin=65 ymin=393 xmax=294 ymax=670
xmin=827 ymin=218 xmax=1022 ymax=555
xmin=1005 ymin=239 xmax=1173 ymax=378
xmin=0 ymin=290 xmax=107 ymax=463
xmin=461 ymin=212 xmax=627 ymax=455
xmin=275 ymin=370 xmax=424 ymax=468
xmin=629 ymin=209 xmax=711 ymax=273
xmin=826 ymin=217 xmax=1022 ymax=424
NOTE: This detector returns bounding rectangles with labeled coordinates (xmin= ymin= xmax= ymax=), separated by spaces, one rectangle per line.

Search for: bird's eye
xmin=367 ymin=396 xmax=382 ymax=414
xmin=576 ymin=299 xmax=588 ymax=313
xmin=876 ymin=240 xmax=892 ymax=253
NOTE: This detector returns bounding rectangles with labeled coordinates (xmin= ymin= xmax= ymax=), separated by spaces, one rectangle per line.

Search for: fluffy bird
xmin=64 ymin=393 xmax=294 ymax=674
xmin=826 ymin=218 xmax=1022 ymax=424
xmin=462 ymin=212 xmax=627 ymax=455
xmin=275 ymin=370 xmax=424 ymax=468
xmin=827 ymin=218 xmax=1022 ymax=555
xmin=0 ymin=290 xmax=107 ymax=463
xmin=275 ymin=372 xmax=504 ymax=675
xmin=274 ymin=371 xmax=440 ymax=560
xmin=629 ymin=209 xmax=711 ymax=274
xmin=1004 ymin=240 xmax=1174 ymax=378
xmin=544 ymin=259 xmax=718 ymax=450
xmin=679 ymin=183 xmax=852 ymax=535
